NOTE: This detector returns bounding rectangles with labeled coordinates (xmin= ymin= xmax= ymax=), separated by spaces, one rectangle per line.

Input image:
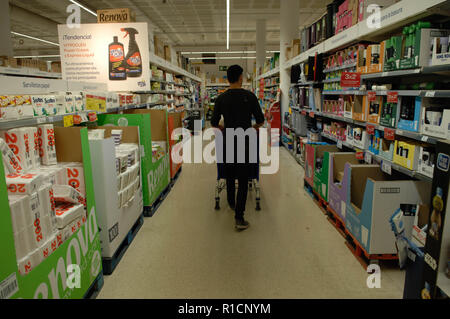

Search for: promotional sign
xmin=387 ymin=92 xmax=399 ymax=103
xmin=366 ymin=124 xmax=375 ymax=135
xmin=368 ymin=91 xmax=377 ymax=102
xmin=58 ymin=23 xmax=150 ymax=92
xmin=340 ymin=72 xmax=361 ymax=87
xmin=384 ymin=128 xmax=396 ymax=140
xmin=259 ymin=79 xmax=264 ymax=99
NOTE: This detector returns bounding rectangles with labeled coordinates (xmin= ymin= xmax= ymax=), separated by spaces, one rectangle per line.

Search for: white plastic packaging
xmin=0 ymin=137 xmax=23 ymax=174
xmin=53 ymin=184 xmax=86 ymax=207
xmin=6 ymin=173 xmax=42 ymax=195
xmin=37 ymin=124 xmax=57 ymax=165
xmin=55 ymin=202 xmax=84 ymax=229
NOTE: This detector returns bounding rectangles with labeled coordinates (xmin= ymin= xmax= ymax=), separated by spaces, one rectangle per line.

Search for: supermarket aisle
xmin=98 ymin=147 xmax=405 ymax=299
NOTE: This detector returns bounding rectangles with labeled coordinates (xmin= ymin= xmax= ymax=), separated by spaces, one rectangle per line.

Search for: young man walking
xmin=211 ymin=65 xmax=265 ymax=231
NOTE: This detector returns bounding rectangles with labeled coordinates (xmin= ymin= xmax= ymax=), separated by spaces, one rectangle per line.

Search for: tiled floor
xmin=98 ymin=146 xmax=405 ymax=298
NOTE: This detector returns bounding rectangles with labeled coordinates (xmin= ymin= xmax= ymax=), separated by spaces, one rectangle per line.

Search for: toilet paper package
xmin=43 ymin=95 xmax=64 ymax=116
xmin=61 ymin=162 xmax=85 ymax=195
xmin=25 ymin=127 xmax=40 ymax=169
xmin=8 ymin=195 xmax=30 ymax=234
xmin=0 ymin=137 xmax=23 ymax=174
xmin=17 ymin=252 xmax=34 ymax=276
xmin=88 ymin=129 xmax=105 ymax=140
xmin=55 ymin=202 xmax=84 ymax=229
xmin=15 ymin=95 xmax=34 ymax=118
xmin=63 ymin=95 xmax=75 ymax=114
xmin=6 ymin=173 xmax=42 ymax=195
xmin=116 ymin=152 xmax=128 ymax=174
xmin=37 ymin=165 xmax=65 ymax=185
xmin=29 ymin=192 xmax=50 ymax=246
xmin=1 ymin=128 xmax=34 ymax=171
xmin=107 ymin=93 xmax=119 ymax=110
xmin=73 ymin=95 xmax=84 ymax=112
xmin=14 ymin=229 xmax=30 ymax=261
xmin=31 ymin=95 xmax=47 ymax=116
xmin=39 ymin=234 xmax=58 ymax=260
xmin=37 ymin=124 xmax=57 ymax=165
xmin=0 ymin=95 xmax=19 ymax=120
xmin=38 ymin=184 xmax=57 ymax=231
xmin=53 ymin=184 xmax=86 ymax=207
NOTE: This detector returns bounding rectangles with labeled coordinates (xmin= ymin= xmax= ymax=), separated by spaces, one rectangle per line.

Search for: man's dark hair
xmin=227 ymin=65 xmax=243 ymax=84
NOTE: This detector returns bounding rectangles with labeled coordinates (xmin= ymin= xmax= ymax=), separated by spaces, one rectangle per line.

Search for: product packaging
xmin=61 ymin=162 xmax=86 ymax=195
xmin=37 ymin=124 xmax=57 ymax=165
xmin=53 ymin=184 xmax=86 ymax=207
xmin=6 ymin=173 xmax=42 ymax=195
xmin=0 ymin=137 xmax=23 ymax=174
xmin=55 ymin=202 xmax=85 ymax=229
xmin=1 ymin=128 xmax=34 ymax=171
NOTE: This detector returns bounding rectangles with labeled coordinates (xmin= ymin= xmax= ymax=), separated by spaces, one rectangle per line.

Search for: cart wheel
xmin=256 ymin=201 xmax=261 ymax=211
xmin=215 ymin=199 xmax=220 ymax=210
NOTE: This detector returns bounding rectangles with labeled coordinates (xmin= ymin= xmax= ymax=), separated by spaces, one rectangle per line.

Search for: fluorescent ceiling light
xmin=14 ymin=55 xmax=61 ymax=58
xmin=69 ymin=0 xmax=97 ymax=17
xmin=226 ymin=0 xmax=230 ymax=50
xmin=189 ymin=56 xmax=271 ymax=60
xmin=11 ymin=31 xmax=60 ymax=47
xmin=181 ymin=50 xmax=274 ymax=55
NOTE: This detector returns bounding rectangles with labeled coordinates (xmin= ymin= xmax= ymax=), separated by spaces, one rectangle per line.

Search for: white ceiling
xmin=9 ymin=0 xmax=330 ymax=56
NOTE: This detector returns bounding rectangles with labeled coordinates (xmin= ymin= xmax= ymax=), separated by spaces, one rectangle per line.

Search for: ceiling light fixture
xmin=188 ymin=56 xmax=271 ymax=60
xmin=14 ymin=55 xmax=61 ymax=59
xmin=11 ymin=31 xmax=60 ymax=47
xmin=226 ymin=0 xmax=230 ymax=50
xmin=181 ymin=50 xmax=278 ymax=55
xmin=69 ymin=0 xmax=97 ymax=17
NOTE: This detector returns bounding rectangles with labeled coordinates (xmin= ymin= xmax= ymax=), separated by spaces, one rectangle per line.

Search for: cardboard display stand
xmin=345 ymin=165 xmax=430 ymax=254
xmin=88 ymin=126 xmax=143 ymax=259
xmin=327 ymin=154 xmax=362 ymax=221
xmin=97 ymin=110 xmax=170 ymax=207
xmin=304 ymin=143 xmax=334 ymax=188
xmin=312 ymin=148 xmax=340 ymax=201
xmin=168 ymin=112 xmax=183 ymax=179
xmin=0 ymin=127 xmax=102 ymax=299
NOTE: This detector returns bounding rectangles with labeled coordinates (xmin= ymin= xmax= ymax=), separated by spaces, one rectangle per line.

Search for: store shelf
xmin=323 ymin=62 xmax=357 ymax=73
xmin=206 ymin=83 xmax=229 ymax=87
xmin=174 ymin=93 xmax=192 ymax=97
xmin=0 ymin=66 xmax=62 ymax=79
xmin=284 ymin=0 xmax=448 ymax=69
xmin=322 ymin=90 xmax=365 ymax=95
xmin=0 ymin=103 xmax=151 ymax=130
xmin=265 ymin=83 xmax=280 ymax=88
xmin=149 ymin=52 xmax=202 ymax=82
xmin=257 ymin=66 xmax=280 ymax=80
xmin=322 ymin=78 xmax=341 ymax=83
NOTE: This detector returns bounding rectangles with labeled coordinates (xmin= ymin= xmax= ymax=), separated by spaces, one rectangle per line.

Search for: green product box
xmin=0 ymin=127 xmax=102 ymax=299
xmin=379 ymin=102 xmax=397 ymax=128
xmin=97 ymin=110 xmax=171 ymax=207
xmin=399 ymin=23 xmax=434 ymax=70
xmin=312 ymin=147 xmax=340 ymax=202
xmin=383 ymin=36 xmax=402 ymax=71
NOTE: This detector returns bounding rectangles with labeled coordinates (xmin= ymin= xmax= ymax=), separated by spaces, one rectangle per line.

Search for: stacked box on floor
xmin=88 ymin=126 xmax=143 ymax=259
xmin=345 ymin=165 xmax=430 ymax=254
xmin=304 ymin=142 xmax=331 ymax=188
xmin=97 ymin=109 xmax=170 ymax=207
xmin=168 ymin=112 xmax=183 ymax=179
xmin=0 ymin=127 xmax=102 ymax=299
xmin=312 ymin=147 xmax=340 ymax=202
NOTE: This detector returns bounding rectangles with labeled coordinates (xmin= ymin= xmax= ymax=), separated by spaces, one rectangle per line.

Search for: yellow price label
xmin=63 ymin=115 xmax=74 ymax=127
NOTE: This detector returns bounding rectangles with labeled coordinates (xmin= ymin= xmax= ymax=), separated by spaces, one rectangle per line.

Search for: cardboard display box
xmin=304 ymin=142 xmax=329 ymax=187
xmin=88 ymin=126 xmax=143 ymax=259
xmin=164 ymin=45 xmax=172 ymax=62
xmin=313 ymin=147 xmax=340 ymax=201
xmin=328 ymin=154 xmax=362 ymax=221
xmin=168 ymin=112 xmax=183 ymax=179
xmin=352 ymin=95 xmax=367 ymax=122
xmin=97 ymin=8 xmax=135 ymax=23
xmin=0 ymin=127 xmax=102 ymax=298
xmin=97 ymin=110 xmax=170 ymax=207
xmin=345 ymin=165 xmax=430 ymax=254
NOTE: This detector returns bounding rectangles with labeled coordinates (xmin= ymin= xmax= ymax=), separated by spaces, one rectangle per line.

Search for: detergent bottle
xmin=109 ymin=36 xmax=126 ymax=81
xmin=121 ymin=28 xmax=142 ymax=77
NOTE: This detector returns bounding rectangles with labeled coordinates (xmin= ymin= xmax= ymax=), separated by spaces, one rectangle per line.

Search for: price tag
xmin=36 ymin=117 xmax=47 ymax=124
xmin=382 ymin=72 xmax=388 ymax=77
xmin=73 ymin=115 xmax=82 ymax=125
xmin=337 ymin=140 xmax=343 ymax=149
xmin=381 ymin=160 xmax=392 ymax=175
xmin=387 ymin=91 xmax=398 ymax=103
xmin=366 ymin=124 xmax=375 ymax=135
xmin=421 ymin=135 xmax=429 ymax=142
xmin=365 ymin=152 xmax=372 ymax=164
xmin=88 ymin=112 xmax=98 ymax=122
xmin=301 ymin=110 xmax=307 ymax=116
xmin=63 ymin=115 xmax=73 ymax=127
xmin=367 ymin=91 xmax=377 ymax=102
xmin=384 ymin=127 xmax=396 ymax=140
xmin=340 ymin=72 xmax=361 ymax=87
xmin=309 ymin=112 xmax=315 ymax=118
xmin=355 ymin=151 xmax=364 ymax=160
xmin=425 ymin=91 xmax=435 ymax=97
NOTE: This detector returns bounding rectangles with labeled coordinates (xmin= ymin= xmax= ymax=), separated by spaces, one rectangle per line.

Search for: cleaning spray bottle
xmin=121 ymin=28 xmax=142 ymax=77
xmin=109 ymin=36 xmax=126 ymax=81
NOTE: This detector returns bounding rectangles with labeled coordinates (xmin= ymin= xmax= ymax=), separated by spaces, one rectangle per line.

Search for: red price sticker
xmin=384 ymin=127 xmax=395 ymax=140
xmin=368 ymin=91 xmax=377 ymax=102
xmin=340 ymin=72 xmax=361 ymax=87
xmin=387 ymin=91 xmax=398 ymax=103
xmin=309 ymin=112 xmax=315 ymax=118
xmin=301 ymin=110 xmax=307 ymax=116
xmin=366 ymin=124 xmax=375 ymax=135
xmin=355 ymin=151 xmax=364 ymax=160
xmin=88 ymin=112 xmax=97 ymax=122
xmin=73 ymin=115 xmax=82 ymax=125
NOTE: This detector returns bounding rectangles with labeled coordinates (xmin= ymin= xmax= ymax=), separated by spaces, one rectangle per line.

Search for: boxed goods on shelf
xmin=367 ymin=95 xmax=384 ymax=124
xmin=168 ymin=112 xmax=183 ymax=179
xmin=352 ymin=95 xmax=367 ymax=122
xmin=383 ymin=36 xmax=403 ymax=71
xmin=304 ymin=143 xmax=337 ymax=188
xmin=88 ymin=126 xmax=143 ymax=258
xmin=343 ymin=95 xmax=353 ymax=119
xmin=313 ymin=147 xmax=341 ymax=202
xmin=345 ymin=165 xmax=430 ymax=254
xmin=421 ymin=105 xmax=450 ymax=140
xmin=367 ymin=43 xmax=385 ymax=73
xmin=379 ymin=137 xmax=395 ymax=161
xmin=368 ymin=130 xmax=381 ymax=155
xmin=0 ymin=56 xmax=18 ymax=68
xmin=97 ymin=109 xmax=171 ymax=207
xmin=417 ymin=146 xmax=435 ymax=179
xmin=380 ymin=98 xmax=398 ymax=128
xmin=393 ymin=139 xmax=422 ymax=171
xmin=397 ymin=96 xmax=421 ymax=132
xmin=0 ymin=127 xmax=102 ymax=298
xmin=347 ymin=125 xmax=369 ymax=149
xmin=335 ymin=0 xmax=358 ymax=35
xmin=431 ymin=30 xmax=450 ymax=66
xmin=356 ymin=44 xmax=369 ymax=73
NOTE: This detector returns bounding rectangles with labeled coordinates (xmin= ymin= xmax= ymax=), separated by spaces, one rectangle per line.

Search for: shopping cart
xmin=214 ymin=129 xmax=261 ymax=211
